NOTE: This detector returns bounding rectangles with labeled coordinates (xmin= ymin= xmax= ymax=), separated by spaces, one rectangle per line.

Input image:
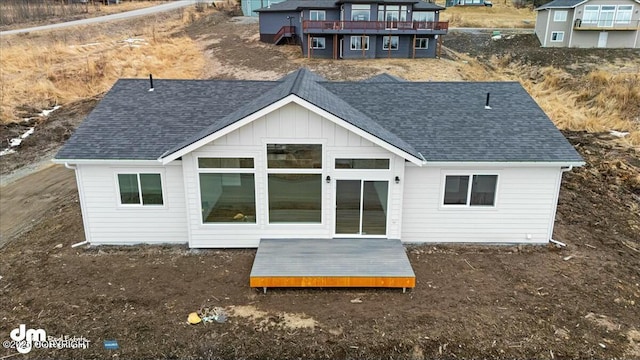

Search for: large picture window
xmin=117 ymin=173 xmax=163 ymax=206
xmin=443 ymin=174 xmax=498 ymax=207
xmin=412 ymin=11 xmax=435 ymax=23
xmin=267 ymin=144 xmax=322 ymax=223
xmin=351 ymin=4 xmax=370 ymax=21
xmin=615 ymin=5 xmax=632 ymax=24
xmin=198 ymin=157 xmax=256 ymax=223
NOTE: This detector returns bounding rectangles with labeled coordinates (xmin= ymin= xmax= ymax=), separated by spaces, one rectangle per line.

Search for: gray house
xmin=535 ymin=0 xmax=640 ymax=48
xmin=256 ymin=0 xmax=448 ymax=58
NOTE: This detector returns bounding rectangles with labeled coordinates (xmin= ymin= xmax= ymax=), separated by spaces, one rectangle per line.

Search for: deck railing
xmin=573 ymin=19 xmax=640 ymax=30
xmin=302 ymin=20 xmax=449 ymax=31
xmin=274 ymin=25 xmax=295 ymax=44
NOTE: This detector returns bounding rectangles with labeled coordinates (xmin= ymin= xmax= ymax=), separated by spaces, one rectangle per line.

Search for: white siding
xmin=184 ymin=102 xmax=404 ymax=248
xmin=401 ymin=166 xmax=562 ymax=244
xmin=76 ymin=164 xmax=188 ymax=245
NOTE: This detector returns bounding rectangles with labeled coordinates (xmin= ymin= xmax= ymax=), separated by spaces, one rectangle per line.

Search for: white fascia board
xmin=422 ymin=161 xmax=585 ymax=168
xmin=53 ymin=159 xmax=182 ymax=166
xmin=160 ymin=94 xmax=424 ymax=166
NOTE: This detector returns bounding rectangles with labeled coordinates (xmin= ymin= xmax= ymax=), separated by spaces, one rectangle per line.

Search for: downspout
xmin=568 ymin=7 xmax=577 ymax=47
xmin=548 ymin=165 xmax=574 ymax=247
xmin=543 ymin=9 xmax=551 ymax=47
xmin=65 ymin=162 xmax=92 ymax=248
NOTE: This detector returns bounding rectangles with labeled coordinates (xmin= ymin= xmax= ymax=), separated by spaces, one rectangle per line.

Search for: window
xmin=198 ymin=158 xmax=256 ymax=223
xmin=267 ymin=144 xmax=322 ymax=168
xmin=554 ymin=10 xmax=567 ymax=22
xmin=311 ymin=37 xmax=325 ymax=49
xmin=583 ymin=5 xmax=599 ymax=24
xmin=382 ymin=36 xmax=399 ymax=50
xmin=551 ymin=31 xmax=564 ymax=42
xmin=351 ymin=4 xmax=370 ymax=21
xmin=599 ymin=5 xmax=615 ymax=27
xmin=350 ymin=36 xmax=369 ymax=50
xmin=335 ymin=158 xmax=390 ymax=169
xmin=267 ymin=144 xmax=322 ymax=223
xmin=412 ymin=11 xmax=435 ymax=23
xmin=615 ymin=5 xmax=632 ymax=24
xmin=443 ymin=175 xmax=498 ymax=207
xmin=310 ymin=10 xmax=326 ymax=21
xmin=117 ymin=173 xmax=163 ymax=206
xmin=415 ymin=37 xmax=429 ymax=49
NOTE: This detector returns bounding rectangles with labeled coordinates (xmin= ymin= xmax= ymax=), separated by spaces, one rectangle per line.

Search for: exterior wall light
xmin=395 ymin=176 xmax=400 ymax=184
xmin=326 ymin=175 xmax=331 ymax=183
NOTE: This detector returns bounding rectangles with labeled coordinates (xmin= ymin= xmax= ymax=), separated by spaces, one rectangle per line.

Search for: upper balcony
xmin=302 ymin=20 xmax=449 ymax=35
xmin=573 ymin=19 xmax=639 ymax=31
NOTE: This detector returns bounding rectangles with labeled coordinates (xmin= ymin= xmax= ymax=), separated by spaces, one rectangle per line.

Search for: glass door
xmin=335 ymin=180 xmax=388 ymax=236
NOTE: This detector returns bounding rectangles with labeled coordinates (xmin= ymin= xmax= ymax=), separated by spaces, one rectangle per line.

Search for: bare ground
xmin=0 ymin=13 xmax=639 ymax=360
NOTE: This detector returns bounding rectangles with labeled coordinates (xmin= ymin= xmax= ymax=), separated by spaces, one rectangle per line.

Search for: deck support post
xmin=263 ymin=287 xmax=267 ymax=294
xmin=403 ymin=287 xmax=406 ymax=293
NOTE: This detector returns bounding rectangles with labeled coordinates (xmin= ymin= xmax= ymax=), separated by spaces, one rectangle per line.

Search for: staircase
xmin=274 ymin=26 xmax=295 ymax=45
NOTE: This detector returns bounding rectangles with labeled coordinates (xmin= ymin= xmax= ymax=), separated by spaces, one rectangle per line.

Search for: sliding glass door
xmin=335 ymin=180 xmax=388 ymax=236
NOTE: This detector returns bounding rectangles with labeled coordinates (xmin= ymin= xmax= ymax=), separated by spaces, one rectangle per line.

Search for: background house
xmin=54 ymin=69 xmax=583 ymax=249
xmin=256 ymin=0 xmax=448 ymax=58
xmin=535 ymin=0 xmax=640 ymax=48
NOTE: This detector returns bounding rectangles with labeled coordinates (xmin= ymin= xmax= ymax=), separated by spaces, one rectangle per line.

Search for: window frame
xmin=309 ymin=10 xmax=326 ymax=21
xmin=265 ymin=142 xmax=325 ymax=225
xmin=382 ymin=36 xmax=399 ymax=50
xmin=615 ymin=5 xmax=633 ymax=24
xmin=550 ymin=31 xmax=564 ymax=42
xmin=196 ymin=155 xmax=258 ymax=226
xmin=582 ymin=5 xmax=599 ymax=24
xmin=440 ymin=173 xmax=499 ymax=210
xmin=351 ymin=4 xmax=371 ymax=21
xmin=553 ymin=10 xmax=567 ymax=22
xmin=311 ymin=36 xmax=326 ymax=49
xmin=115 ymin=171 xmax=166 ymax=208
xmin=415 ymin=37 xmax=429 ymax=49
xmin=350 ymin=35 xmax=369 ymax=50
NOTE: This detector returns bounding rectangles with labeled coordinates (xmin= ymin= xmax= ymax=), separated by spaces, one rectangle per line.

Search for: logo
xmin=9 ymin=324 xmax=45 ymax=354
xmin=3 ymin=324 xmax=90 ymax=354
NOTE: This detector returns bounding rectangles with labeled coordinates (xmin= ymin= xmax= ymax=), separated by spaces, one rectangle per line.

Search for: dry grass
xmin=0 ymin=7 xmax=209 ymax=123
xmin=438 ymin=0 xmax=536 ymax=28
xmin=524 ymin=67 xmax=640 ymax=146
xmin=0 ymin=1 xmax=167 ymax=29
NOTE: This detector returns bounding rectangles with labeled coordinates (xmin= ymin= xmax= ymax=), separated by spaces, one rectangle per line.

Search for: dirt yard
xmin=1 ymin=12 xmax=639 ymax=360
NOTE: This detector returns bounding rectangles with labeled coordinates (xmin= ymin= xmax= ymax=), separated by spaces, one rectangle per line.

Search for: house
xmin=54 ymin=68 xmax=584 ymax=251
xmin=255 ymin=0 xmax=448 ymax=58
xmin=241 ymin=0 xmax=287 ymax=17
xmin=444 ymin=0 xmax=492 ymax=7
xmin=534 ymin=0 xmax=640 ymax=48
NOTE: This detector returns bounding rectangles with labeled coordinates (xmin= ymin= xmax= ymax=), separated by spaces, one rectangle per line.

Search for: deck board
xmin=250 ymin=238 xmax=416 ymax=289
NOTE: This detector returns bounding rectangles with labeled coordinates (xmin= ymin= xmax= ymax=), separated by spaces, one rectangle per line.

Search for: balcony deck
xmin=302 ymin=20 xmax=448 ymax=35
xmin=250 ymin=238 xmax=416 ymax=292
xmin=573 ymin=20 xmax=639 ymax=31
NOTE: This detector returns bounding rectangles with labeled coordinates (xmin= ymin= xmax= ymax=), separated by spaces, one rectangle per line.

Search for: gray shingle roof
xmin=56 ymin=69 xmax=583 ymax=164
xmin=362 ymin=73 xmax=407 ymax=82
xmin=535 ymin=0 xmax=584 ymax=10
xmin=321 ymin=81 xmax=583 ymax=162
xmin=412 ymin=1 xmax=446 ymax=10
xmin=255 ymin=0 xmax=337 ymax=12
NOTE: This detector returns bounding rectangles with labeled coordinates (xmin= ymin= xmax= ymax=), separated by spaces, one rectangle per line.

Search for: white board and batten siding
xmin=75 ymin=164 xmax=188 ymax=245
xmin=402 ymin=166 xmax=562 ymax=244
xmin=183 ymin=102 xmax=406 ymax=248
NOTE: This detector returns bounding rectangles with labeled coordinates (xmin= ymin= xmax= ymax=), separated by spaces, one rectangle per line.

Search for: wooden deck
xmin=250 ymin=238 xmax=416 ymax=291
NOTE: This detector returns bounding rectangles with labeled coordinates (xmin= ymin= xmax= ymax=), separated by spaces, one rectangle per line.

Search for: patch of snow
xmin=9 ymin=138 xmax=22 ymax=147
xmin=20 ymin=127 xmax=35 ymax=139
xmin=610 ymin=130 xmax=629 ymax=138
xmin=0 ymin=148 xmax=16 ymax=157
xmin=70 ymin=42 xmax=102 ymax=48
xmin=40 ymin=105 xmax=60 ymax=117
